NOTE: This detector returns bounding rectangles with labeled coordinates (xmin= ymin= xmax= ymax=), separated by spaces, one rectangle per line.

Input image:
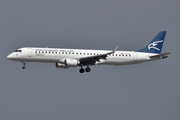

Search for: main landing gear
xmin=79 ymin=66 xmax=91 ymax=73
xmin=21 ymin=61 xmax=26 ymax=69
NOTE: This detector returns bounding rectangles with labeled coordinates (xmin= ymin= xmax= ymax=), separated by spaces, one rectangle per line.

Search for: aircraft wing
xmin=78 ymin=46 xmax=119 ymax=63
xmin=149 ymin=52 xmax=171 ymax=59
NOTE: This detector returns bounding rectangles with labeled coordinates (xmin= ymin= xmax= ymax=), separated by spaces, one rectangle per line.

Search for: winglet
xmin=113 ymin=46 xmax=119 ymax=52
xmin=107 ymin=46 xmax=119 ymax=55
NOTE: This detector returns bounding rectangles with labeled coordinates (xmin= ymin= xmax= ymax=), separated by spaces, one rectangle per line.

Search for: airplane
xmin=7 ymin=31 xmax=170 ymax=73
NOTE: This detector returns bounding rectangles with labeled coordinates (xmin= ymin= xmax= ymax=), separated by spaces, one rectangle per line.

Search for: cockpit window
xmin=14 ymin=50 xmax=22 ymax=52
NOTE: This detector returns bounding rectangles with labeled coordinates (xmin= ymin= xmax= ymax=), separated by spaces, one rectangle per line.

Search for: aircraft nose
xmin=7 ymin=54 xmax=13 ymax=60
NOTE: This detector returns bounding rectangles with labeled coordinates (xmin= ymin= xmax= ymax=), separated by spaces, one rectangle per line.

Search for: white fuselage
xmin=7 ymin=47 xmax=158 ymax=66
xmin=6 ymin=31 xmax=169 ymax=73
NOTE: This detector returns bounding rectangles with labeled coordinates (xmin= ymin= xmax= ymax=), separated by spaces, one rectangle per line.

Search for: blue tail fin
xmin=137 ymin=31 xmax=166 ymax=54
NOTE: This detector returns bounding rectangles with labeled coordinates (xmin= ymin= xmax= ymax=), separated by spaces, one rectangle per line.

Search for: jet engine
xmin=55 ymin=63 xmax=68 ymax=68
xmin=64 ymin=59 xmax=78 ymax=67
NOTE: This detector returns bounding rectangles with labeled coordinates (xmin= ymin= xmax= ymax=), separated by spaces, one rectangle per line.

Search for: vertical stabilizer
xmin=137 ymin=31 xmax=166 ymax=54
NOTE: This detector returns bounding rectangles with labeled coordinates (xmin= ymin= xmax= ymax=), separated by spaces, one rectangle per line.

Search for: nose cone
xmin=7 ymin=54 xmax=13 ymax=60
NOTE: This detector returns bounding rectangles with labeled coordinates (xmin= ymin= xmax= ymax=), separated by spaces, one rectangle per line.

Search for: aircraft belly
xmin=102 ymin=57 xmax=134 ymax=65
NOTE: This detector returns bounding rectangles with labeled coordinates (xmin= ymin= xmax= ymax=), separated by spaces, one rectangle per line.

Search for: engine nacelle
xmin=55 ymin=63 xmax=68 ymax=69
xmin=64 ymin=59 xmax=78 ymax=67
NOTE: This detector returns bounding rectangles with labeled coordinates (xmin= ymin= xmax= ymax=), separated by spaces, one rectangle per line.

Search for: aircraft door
xmin=133 ymin=51 xmax=137 ymax=61
xmin=28 ymin=48 xmax=33 ymax=57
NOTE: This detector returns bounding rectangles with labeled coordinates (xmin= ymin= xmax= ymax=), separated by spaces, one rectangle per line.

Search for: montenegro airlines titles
xmin=7 ymin=31 xmax=170 ymax=73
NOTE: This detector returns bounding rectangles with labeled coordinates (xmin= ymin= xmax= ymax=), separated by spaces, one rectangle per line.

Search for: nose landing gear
xmin=22 ymin=66 xmax=26 ymax=69
xmin=21 ymin=61 xmax=26 ymax=69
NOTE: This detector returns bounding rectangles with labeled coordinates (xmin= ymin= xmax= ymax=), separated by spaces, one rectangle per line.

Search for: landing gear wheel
xmin=79 ymin=68 xmax=84 ymax=73
xmin=22 ymin=66 xmax=26 ymax=69
xmin=21 ymin=61 xmax=26 ymax=69
xmin=85 ymin=67 xmax=91 ymax=72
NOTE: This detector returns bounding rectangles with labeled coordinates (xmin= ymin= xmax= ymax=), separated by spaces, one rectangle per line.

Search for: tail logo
xmin=148 ymin=40 xmax=163 ymax=51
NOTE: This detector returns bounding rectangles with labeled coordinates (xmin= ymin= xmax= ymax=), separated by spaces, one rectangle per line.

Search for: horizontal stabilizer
xmin=149 ymin=52 xmax=171 ymax=59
